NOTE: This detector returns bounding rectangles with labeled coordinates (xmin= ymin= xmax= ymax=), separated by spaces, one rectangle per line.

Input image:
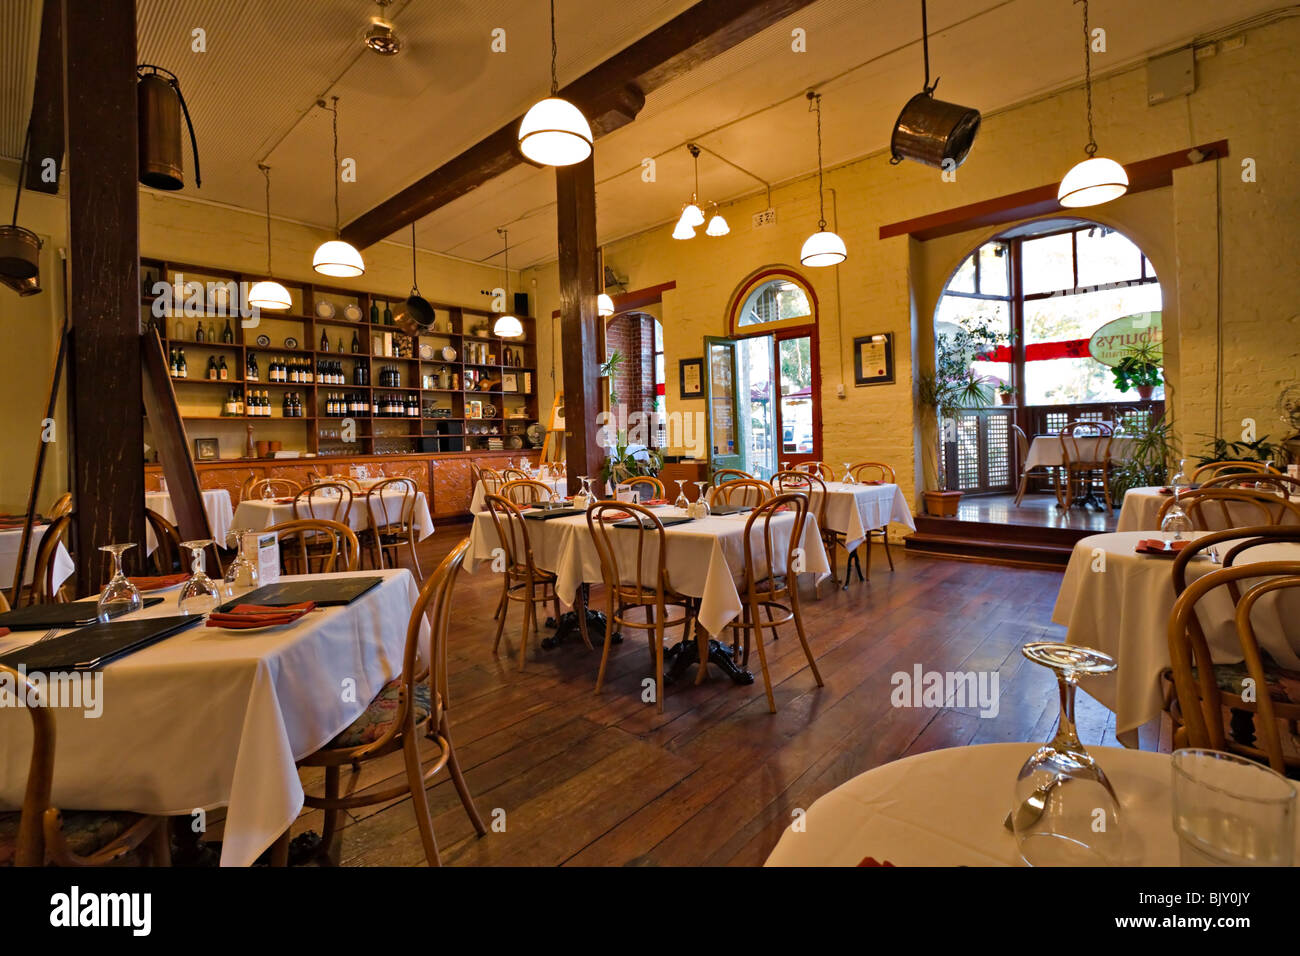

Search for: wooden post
xmin=555 ymin=156 xmax=604 ymax=495
xmin=63 ymin=0 xmax=144 ymax=586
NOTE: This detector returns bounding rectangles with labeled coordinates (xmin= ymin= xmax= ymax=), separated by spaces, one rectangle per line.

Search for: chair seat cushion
xmin=1202 ymin=657 xmax=1300 ymax=706
xmin=0 ymin=809 xmax=141 ymax=866
xmin=329 ymin=678 xmax=431 ymax=749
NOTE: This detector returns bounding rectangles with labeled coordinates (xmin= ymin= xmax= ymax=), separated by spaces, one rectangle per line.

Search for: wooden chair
xmin=245 ymin=477 xmax=301 ymax=501
xmin=586 ymin=500 xmax=696 ymax=713
xmin=1191 ymin=460 xmax=1277 ymax=484
xmin=45 ymin=492 xmax=73 ymax=520
xmin=1058 ymin=421 xmax=1115 ymax=511
xmin=27 ymin=515 xmax=73 ymax=606
xmin=292 ymin=539 xmax=486 ymax=866
xmin=363 ymin=478 xmax=422 ymax=577
xmin=793 ymin=461 xmax=835 ymax=481
xmin=712 ymin=467 xmax=753 ymax=486
xmin=502 ymin=468 xmax=529 ymax=482
xmin=144 ymin=508 xmax=184 ymax=575
xmin=332 ymin=474 xmax=364 ymax=492
xmin=293 ymin=482 xmax=353 ymax=524
xmin=1156 ymin=487 xmax=1300 ymax=532
xmin=1201 ymin=472 xmax=1300 ymax=498
xmin=0 ymin=663 xmax=172 ymax=866
xmin=500 ymin=479 xmax=558 ymax=506
xmin=478 ymin=467 xmax=505 ymax=499
xmin=714 ymin=478 xmax=774 ymax=508
xmin=773 ymin=469 xmax=838 ymax=596
xmin=1011 ymin=424 xmax=1035 ymax=506
xmin=266 ymin=518 xmax=360 ymax=574
xmin=723 ymin=493 xmax=824 ymax=713
xmin=484 ymin=494 xmax=568 ymax=669
xmin=847 ymin=461 xmax=896 ymax=484
xmin=1167 ymin=556 xmax=1300 ymax=774
xmin=616 ymin=476 xmax=665 ymax=500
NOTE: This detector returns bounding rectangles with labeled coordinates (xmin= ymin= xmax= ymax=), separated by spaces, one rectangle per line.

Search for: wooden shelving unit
xmin=140 ymin=257 xmax=541 ymax=458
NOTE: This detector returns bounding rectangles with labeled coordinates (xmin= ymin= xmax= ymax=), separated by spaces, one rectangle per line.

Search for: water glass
xmin=1172 ymin=749 xmax=1295 ymax=866
xmin=96 ymin=543 xmax=142 ymax=623
xmin=178 ymin=540 xmax=221 ymax=616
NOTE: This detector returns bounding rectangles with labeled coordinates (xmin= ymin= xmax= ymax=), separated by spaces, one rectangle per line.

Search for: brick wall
xmin=606 ymin=312 xmax=658 ymax=439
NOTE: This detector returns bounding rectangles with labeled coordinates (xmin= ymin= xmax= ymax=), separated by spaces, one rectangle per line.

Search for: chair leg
xmin=492 ymin=583 xmax=506 ymax=620
xmin=518 ymin=594 xmax=532 ymax=670
xmin=442 ymin=714 xmax=487 ymax=837
xmin=881 ymin=529 xmax=895 ymax=571
xmin=595 ymin=594 xmax=616 ymax=694
xmin=407 ymin=533 xmax=423 ymax=580
xmin=1014 ymin=472 xmax=1030 ymax=506
xmin=269 ymin=829 xmax=291 ymax=867
xmin=751 ymin=602 xmax=777 ymax=714
xmin=492 ymin=587 xmax=509 ymax=655
xmin=401 ymin=734 xmax=442 ymax=867
xmin=319 ymin=764 xmax=343 ymax=863
xmin=692 ymin=604 xmax=708 ymax=686
xmin=654 ymin=605 xmax=665 ymax=715
xmin=790 ymin=593 xmax=823 ymax=687
xmin=864 ymin=534 xmax=873 ymax=579
xmin=148 ymin=818 xmax=172 ymax=866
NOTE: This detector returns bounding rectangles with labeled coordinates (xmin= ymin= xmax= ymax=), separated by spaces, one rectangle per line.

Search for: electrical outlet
xmin=752 ymin=208 xmax=777 ymax=229
xmin=836 ymin=383 xmax=846 ymax=399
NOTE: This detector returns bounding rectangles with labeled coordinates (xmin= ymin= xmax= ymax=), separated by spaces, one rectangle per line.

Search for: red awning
xmin=988 ymin=338 xmax=1091 ymax=363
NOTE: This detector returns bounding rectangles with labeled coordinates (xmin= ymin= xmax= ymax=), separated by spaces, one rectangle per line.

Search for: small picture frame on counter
xmin=194 ymin=437 xmax=219 ymax=460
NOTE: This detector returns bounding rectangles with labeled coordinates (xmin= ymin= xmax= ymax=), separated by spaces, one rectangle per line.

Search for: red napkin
xmin=273 ymin=497 xmax=295 ymax=504
xmin=642 ymin=498 xmax=668 ymax=506
xmin=857 ymin=856 xmax=896 ymax=867
xmin=127 ymin=573 xmax=189 ymax=592
xmin=1158 ymin=487 xmax=1174 ymax=495
xmin=206 ymin=601 xmax=316 ymax=629
xmin=599 ymin=510 xmax=633 ymax=522
xmin=862 ymin=480 xmax=882 ymax=486
xmin=1136 ymin=538 xmax=1189 ymax=555
xmin=0 ymin=628 xmax=9 ymax=638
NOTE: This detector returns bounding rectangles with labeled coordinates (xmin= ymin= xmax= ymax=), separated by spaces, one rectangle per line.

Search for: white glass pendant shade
xmin=247 ymin=279 xmax=292 ymax=311
xmin=680 ymin=202 xmax=705 ymax=228
xmin=1057 ymin=156 xmax=1129 ymax=208
xmin=518 ymin=97 xmax=593 ymax=166
xmin=493 ymin=313 xmax=524 ymax=338
xmin=312 ymin=239 xmax=365 ymax=277
xmin=800 ymin=230 xmax=847 ymax=267
xmin=671 ymin=218 xmax=695 ymax=240
xmin=705 ymin=212 xmax=730 ymax=237
xmin=597 ymin=293 xmax=615 ymax=317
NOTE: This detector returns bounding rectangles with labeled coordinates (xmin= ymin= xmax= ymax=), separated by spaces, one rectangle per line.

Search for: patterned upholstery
xmin=329 ymin=678 xmax=432 ymax=749
xmin=0 ymin=809 xmax=141 ymax=866
xmin=1203 ymin=657 xmax=1300 ymax=706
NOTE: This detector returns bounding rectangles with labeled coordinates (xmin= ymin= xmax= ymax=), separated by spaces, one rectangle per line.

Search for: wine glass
xmin=1012 ymin=642 xmax=1124 ymax=866
xmin=1161 ymin=500 xmax=1193 ymax=541
xmin=96 ymin=543 xmax=142 ymax=623
xmin=673 ymin=479 xmax=689 ymax=510
xmin=842 ymin=463 xmax=856 ymax=485
xmin=177 ymin=540 xmax=221 ymax=616
xmin=573 ymin=475 xmax=590 ymax=508
xmin=1168 ymin=457 xmax=1187 ymax=494
xmin=692 ymin=481 xmax=711 ymax=517
xmin=581 ymin=476 xmax=596 ymax=501
xmin=780 ymin=460 xmax=790 ymax=473
xmin=261 ymin=481 xmax=274 ymax=501
xmin=223 ymin=529 xmax=260 ymax=598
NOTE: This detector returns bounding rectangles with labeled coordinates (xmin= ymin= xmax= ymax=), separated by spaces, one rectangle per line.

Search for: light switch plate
xmin=836 ymin=383 xmax=846 ymax=398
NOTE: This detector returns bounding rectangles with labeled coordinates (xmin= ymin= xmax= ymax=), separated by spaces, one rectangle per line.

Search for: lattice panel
xmin=1044 ymin=411 xmax=1070 ymax=434
xmin=985 ymin=413 xmax=1011 ymax=487
xmin=956 ymin=415 xmax=981 ymax=491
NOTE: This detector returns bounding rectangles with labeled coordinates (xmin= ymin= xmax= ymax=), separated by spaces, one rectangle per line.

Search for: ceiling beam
xmin=340 ymin=0 xmax=816 ymax=249
xmin=26 ymin=0 xmax=64 ymax=193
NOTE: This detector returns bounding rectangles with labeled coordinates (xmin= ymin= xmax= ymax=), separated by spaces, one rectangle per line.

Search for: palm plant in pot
xmin=1111 ymin=342 xmax=1163 ymax=400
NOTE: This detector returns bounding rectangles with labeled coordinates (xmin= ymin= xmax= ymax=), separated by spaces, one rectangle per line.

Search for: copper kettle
xmin=137 ymin=65 xmax=201 ymax=190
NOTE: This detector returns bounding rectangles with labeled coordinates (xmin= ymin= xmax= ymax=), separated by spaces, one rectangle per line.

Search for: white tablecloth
xmin=808 ymin=482 xmax=915 ymax=549
xmin=467 ymin=506 xmax=831 ymax=637
xmin=1024 ymin=434 xmax=1136 ymax=470
xmin=1117 ymin=486 xmax=1300 ymax=533
xmin=470 ymin=477 xmax=567 ymax=513
xmin=0 ymin=568 xmax=423 ymax=867
xmin=233 ymin=491 xmax=433 ymax=541
xmin=765 ymin=743 xmax=1300 ymax=866
xmin=1052 ymin=530 xmax=1300 ymax=742
xmin=144 ymin=489 xmax=234 ymax=553
xmin=0 ymin=525 xmax=74 ymax=592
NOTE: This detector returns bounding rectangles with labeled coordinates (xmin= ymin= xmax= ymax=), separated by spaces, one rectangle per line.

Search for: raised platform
xmin=904 ymin=493 xmax=1117 ymax=568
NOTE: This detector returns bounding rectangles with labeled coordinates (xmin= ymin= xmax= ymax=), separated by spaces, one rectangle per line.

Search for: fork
xmin=10 ymin=627 xmax=61 ymax=651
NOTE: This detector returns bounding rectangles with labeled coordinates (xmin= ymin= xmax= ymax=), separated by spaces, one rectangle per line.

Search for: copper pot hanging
xmin=0 ymin=125 xmax=42 ymax=283
xmin=890 ymin=90 xmax=981 ymax=169
xmin=137 ymin=65 xmax=201 ymax=190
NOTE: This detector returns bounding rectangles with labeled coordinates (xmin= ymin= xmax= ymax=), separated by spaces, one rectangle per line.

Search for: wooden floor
xmin=957 ymin=492 xmax=1118 ymax=532
xmin=215 ymin=521 xmax=1159 ymax=867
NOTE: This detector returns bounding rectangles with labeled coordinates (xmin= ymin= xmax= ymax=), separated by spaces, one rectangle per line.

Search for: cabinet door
xmin=433 ymin=459 xmax=473 ymax=516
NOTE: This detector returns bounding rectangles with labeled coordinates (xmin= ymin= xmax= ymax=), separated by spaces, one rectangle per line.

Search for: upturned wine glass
xmin=178 ymin=540 xmax=221 ymax=615
xmin=692 ymin=481 xmax=711 ymax=517
xmin=223 ymin=529 xmax=260 ymax=598
xmin=673 ymin=479 xmax=689 ymax=510
xmin=1161 ymin=501 xmax=1193 ymax=541
xmin=842 ymin=463 xmax=856 ymax=485
xmin=1012 ymin=642 xmax=1125 ymax=866
xmin=1168 ymin=457 xmax=1188 ymax=493
xmin=96 ymin=543 xmax=142 ymax=623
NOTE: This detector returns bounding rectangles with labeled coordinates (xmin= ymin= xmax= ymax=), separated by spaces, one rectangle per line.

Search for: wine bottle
xmin=208 ymin=321 xmax=217 ymax=342
xmin=351 ymin=328 xmax=361 ymax=354
xmin=370 ymin=299 xmax=379 ymax=324
xmin=320 ymin=329 xmax=330 ymax=352
xmin=222 ymin=318 xmax=234 ymax=344
xmin=218 ymin=356 xmax=229 ymax=381
xmin=169 ymin=349 xmax=178 ymax=377
xmin=195 ymin=322 xmax=205 ymax=343
xmin=337 ymin=337 xmax=345 ymax=355
xmin=206 ymin=355 xmax=218 ymax=380
xmin=383 ymin=301 xmax=393 ymax=325
xmin=178 ymin=348 xmax=188 ymax=378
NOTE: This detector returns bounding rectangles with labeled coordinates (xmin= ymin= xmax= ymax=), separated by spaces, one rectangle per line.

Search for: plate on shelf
xmin=483 ymin=403 xmax=496 ymax=418
xmin=441 ymin=346 xmax=457 ymax=361
xmin=255 ymin=334 xmax=271 ymax=347
xmin=284 ymin=336 xmax=298 ymax=349
xmin=343 ymin=303 xmax=362 ymax=322
xmin=418 ymin=343 xmax=434 ymax=360
xmin=315 ymin=300 xmax=336 ymax=319
xmin=508 ymin=435 xmax=523 ymax=449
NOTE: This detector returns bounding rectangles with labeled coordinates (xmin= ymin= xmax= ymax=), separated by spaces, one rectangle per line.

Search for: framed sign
xmin=853 ymin=333 xmax=895 ymax=386
xmin=194 ymin=437 xmax=219 ymax=460
xmin=679 ymin=357 xmax=704 ymax=399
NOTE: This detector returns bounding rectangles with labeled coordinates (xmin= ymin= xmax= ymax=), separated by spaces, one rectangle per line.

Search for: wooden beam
xmin=63 ymin=0 xmax=144 ymax=586
xmin=879 ymin=140 xmax=1231 ymax=242
xmin=341 ymin=0 xmax=815 ymax=249
xmin=552 ymin=281 xmax=678 ymax=318
xmin=556 ymin=156 xmax=604 ymax=494
xmin=26 ymin=0 xmax=64 ymax=194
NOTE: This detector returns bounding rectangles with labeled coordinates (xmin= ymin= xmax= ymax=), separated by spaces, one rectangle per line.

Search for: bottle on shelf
xmin=178 ymin=348 xmax=188 ymax=378
xmin=369 ymin=299 xmax=379 ymax=325
xmin=206 ymin=355 xmax=218 ymax=380
xmin=320 ymin=329 xmax=330 ymax=352
xmin=337 ymin=337 xmax=345 ymax=354
xmin=246 ymin=352 xmax=259 ymax=381
xmin=169 ymin=348 xmax=178 ymax=377
xmin=195 ymin=322 xmax=205 ymax=343
xmin=351 ymin=328 xmax=361 ymax=354
xmin=383 ymin=301 xmax=393 ymax=325
xmin=222 ymin=318 xmax=234 ymax=344
xmin=218 ymin=356 xmax=229 ymax=381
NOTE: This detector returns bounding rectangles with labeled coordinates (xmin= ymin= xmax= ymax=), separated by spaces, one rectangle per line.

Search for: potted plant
xmin=599 ymin=433 xmax=664 ymax=487
xmin=1108 ymin=411 xmax=1180 ymax=504
xmin=996 ymin=381 xmax=1016 ymax=405
xmin=917 ymin=319 xmax=1007 ymax=517
xmin=1111 ymin=342 xmax=1163 ymax=400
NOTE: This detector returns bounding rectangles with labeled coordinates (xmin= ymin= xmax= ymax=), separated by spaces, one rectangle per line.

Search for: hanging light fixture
xmin=493 ymin=228 xmax=524 ymax=338
xmin=597 ymin=293 xmax=615 ymax=317
xmin=800 ymin=92 xmax=847 ymax=268
xmin=1057 ymin=0 xmax=1128 ymax=208
xmin=671 ymin=217 xmax=696 ymax=241
xmin=705 ymin=203 xmax=730 ymax=237
xmin=312 ymin=97 xmax=365 ymax=277
xmin=518 ymin=0 xmax=592 ymax=166
xmin=248 ymin=164 xmax=292 ymax=311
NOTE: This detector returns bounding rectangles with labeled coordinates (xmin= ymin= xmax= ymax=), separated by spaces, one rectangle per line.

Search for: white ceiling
xmin=0 ymin=0 xmax=1286 ymax=269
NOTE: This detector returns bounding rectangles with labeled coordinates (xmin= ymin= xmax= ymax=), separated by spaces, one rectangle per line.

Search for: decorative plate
xmin=284 ymin=336 xmax=298 ymax=349
xmin=255 ymin=334 xmax=271 ymax=347
xmin=315 ymin=300 xmax=336 ymax=319
xmin=483 ymin=403 xmax=497 ymax=418
xmin=508 ymin=435 xmax=523 ymax=449
xmin=441 ymin=346 xmax=457 ymax=361
xmin=418 ymin=343 xmax=434 ymax=360
xmin=525 ymin=423 xmax=545 ymax=445
xmin=342 ymin=303 xmax=362 ymax=322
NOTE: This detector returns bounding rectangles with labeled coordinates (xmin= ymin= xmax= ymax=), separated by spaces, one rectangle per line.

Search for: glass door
xmin=704 ymin=336 xmax=743 ymax=476
xmin=775 ymin=331 xmax=817 ymax=471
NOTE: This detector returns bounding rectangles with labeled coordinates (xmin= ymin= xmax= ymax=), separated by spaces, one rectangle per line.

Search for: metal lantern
xmin=889 ymin=90 xmax=981 ymax=169
xmin=0 ymin=125 xmax=42 ymax=284
xmin=137 ymin=65 xmax=201 ymax=190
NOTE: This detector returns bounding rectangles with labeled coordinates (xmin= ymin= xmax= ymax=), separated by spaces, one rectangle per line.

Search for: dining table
xmin=764 ymin=742 xmax=1300 ymax=865
xmin=1052 ymin=530 xmax=1300 ymax=746
xmin=469 ymin=475 xmax=567 ymax=513
xmin=0 ymin=568 xmax=424 ymax=867
xmin=798 ymin=481 xmax=915 ymax=551
xmin=1117 ymin=485 xmax=1300 ymax=532
xmin=0 ymin=523 xmax=74 ymax=593
xmin=145 ymin=488 xmax=235 ymax=553
xmin=232 ymin=489 xmax=434 ymax=541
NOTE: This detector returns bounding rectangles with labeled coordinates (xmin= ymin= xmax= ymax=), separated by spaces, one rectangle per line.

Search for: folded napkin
xmin=1158 ymin=487 xmax=1174 ymax=495
xmin=127 ymin=573 xmax=189 ymax=591
xmin=642 ymin=498 xmax=668 ymax=506
xmin=206 ymin=601 xmax=316 ymax=629
xmin=0 ymin=628 xmax=9 ymax=638
xmin=862 ymin=480 xmax=882 ymax=486
xmin=599 ymin=510 xmax=633 ymax=522
xmin=273 ymin=497 xmax=295 ymax=504
xmin=1136 ymin=538 xmax=1190 ymax=555
xmin=857 ymin=856 xmax=895 ymax=867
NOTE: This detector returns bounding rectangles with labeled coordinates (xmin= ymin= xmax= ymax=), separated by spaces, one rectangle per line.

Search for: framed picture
xmin=853 ymin=333 xmax=895 ymax=386
xmin=502 ymin=373 xmax=518 ymax=393
xmin=468 ymin=400 xmax=482 ymax=420
xmin=679 ymin=357 xmax=704 ymax=399
xmin=194 ymin=437 xmax=219 ymax=460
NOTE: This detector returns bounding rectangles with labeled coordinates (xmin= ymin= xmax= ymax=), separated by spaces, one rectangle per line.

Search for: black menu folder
xmin=522 ymin=507 xmax=586 ymax=521
xmin=212 ymin=576 xmax=383 ymax=613
xmin=707 ymin=503 xmax=753 ymax=515
xmin=613 ymin=515 xmax=695 ymax=529
xmin=0 ymin=615 xmax=201 ymax=671
xmin=0 ymin=597 xmax=165 ymax=632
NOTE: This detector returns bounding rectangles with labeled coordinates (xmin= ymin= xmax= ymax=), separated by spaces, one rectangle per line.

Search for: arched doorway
xmin=605 ymin=308 xmax=665 ymax=447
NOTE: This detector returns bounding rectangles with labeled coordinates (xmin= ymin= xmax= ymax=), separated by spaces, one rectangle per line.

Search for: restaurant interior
xmin=0 ymin=0 xmax=1298 ymax=883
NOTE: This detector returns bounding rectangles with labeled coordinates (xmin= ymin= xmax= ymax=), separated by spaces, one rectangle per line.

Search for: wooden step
xmin=904 ymin=531 xmax=1074 ymax=569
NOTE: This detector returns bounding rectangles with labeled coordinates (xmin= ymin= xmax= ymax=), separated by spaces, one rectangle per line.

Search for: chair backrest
xmin=478 ymin=467 xmax=505 ymax=498
xmin=1157 ymin=487 xmax=1300 ymax=532
xmin=0 ymin=663 xmax=56 ymax=865
xmin=294 ymin=482 xmax=353 ymax=524
xmin=483 ymin=494 xmax=540 ymax=580
xmin=715 ymin=478 xmax=774 ymax=508
xmin=794 ymin=461 xmax=835 ymax=481
xmin=266 ymin=518 xmax=360 ymax=573
xmin=468 ymin=461 xmax=485 ymax=487
xmin=367 ymin=477 xmax=418 ymax=531
xmin=712 ymin=467 xmax=753 ymax=486
xmin=1059 ymin=420 xmax=1113 ymax=467
xmin=586 ymin=499 xmax=672 ymax=603
xmin=848 ymin=461 xmax=896 ymax=484
xmin=502 ymin=468 xmax=528 ymax=482
xmin=45 ymin=492 xmax=73 ymax=520
xmin=1191 ymin=460 xmax=1276 ymax=484
xmin=29 ymin=515 xmax=72 ymax=606
xmin=772 ymin=470 xmax=827 ymax=526
xmin=1011 ymin=424 xmax=1030 ymax=461
xmin=500 ymin=478 xmax=555 ymax=506
xmin=246 ymin=477 xmax=302 ymax=501
xmin=1167 ymin=560 xmax=1300 ymax=772
xmin=1172 ymin=526 xmax=1300 ymax=606
xmin=739 ymin=493 xmax=810 ymax=597
xmin=144 ymin=508 xmax=183 ymax=575
xmin=1200 ymin=472 xmax=1300 ymax=498
xmin=616 ymin=476 xmax=665 ymax=501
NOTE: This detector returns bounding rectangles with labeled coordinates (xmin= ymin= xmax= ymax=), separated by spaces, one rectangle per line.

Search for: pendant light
xmin=312 ymin=97 xmax=365 ymax=277
xmin=248 ymin=164 xmax=292 ymax=311
xmin=493 ymin=228 xmax=524 ymax=338
xmin=800 ymin=92 xmax=847 ymax=268
xmin=597 ymin=293 xmax=615 ymax=317
xmin=671 ymin=144 xmax=707 ymax=238
xmin=518 ymin=0 xmax=592 ymax=167
xmin=705 ymin=204 xmax=730 ymax=237
xmin=1057 ymin=0 xmax=1128 ymax=208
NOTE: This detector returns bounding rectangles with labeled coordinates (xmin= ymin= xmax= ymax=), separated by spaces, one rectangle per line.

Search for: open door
xmin=704 ymin=336 xmax=743 ymax=476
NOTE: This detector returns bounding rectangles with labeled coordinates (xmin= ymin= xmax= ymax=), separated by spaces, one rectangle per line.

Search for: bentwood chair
xmin=724 ymin=493 xmax=824 ymax=713
xmin=1201 ymin=472 xmax=1300 ymax=499
xmin=1058 ymin=421 xmax=1115 ymax=511
xmin=0 ymin=664 xmax=172 ymax=866
xmin=616 ymin=476 xmax=665 ymax=501
xmin=712 ymin=468 xmax=753 ymax=486
xmin=245 ymin=477 xmax=301 ymax=502
xmin=1191 ymin=460 xmax=1279 ymax=484
xmin=364 ymin=478 xmax=422 ymax=577
xmin=293 ymin=482 xmax=354 ymax=524
xmin=290 ymin=539 xmax=487 ymax=866
xmin=795 ymin=461 xmax=836 ymax=481
xmin=847 ymin=461 xmax=898 ymax=577
xmin=1167 ymin=555 xmax=1300 ymax=775
xmin=484 ymin=494 xmax=567 ymax=668
xmin=266 ymin=519 xmax=360 ymax=574
xmin=502 ymin=468 xmax=529 ymax=482
xmin=478 ymin=467 xmax=505 ymax=500
xmin=26 ymin=515 xmax=73 ymax=606
xmin=1011 ymin=424 xmax=1035 ymax=506
xmin=45 ymin=492 xmax=73 ymax=520
xmin=774 ymin=469 xmax=837 ymax=597
xmin=714 ymin=478 xmax=774 ymax=508
xmin=144 ymin=508 xmax=184 ymax=575
xmin=1157 ymin=487 xmax=1300 ymax=532
xmin=586 ymin=501 xmax=696 ymax=713
xmin=501 ymin=479 xmax=558 ymax=506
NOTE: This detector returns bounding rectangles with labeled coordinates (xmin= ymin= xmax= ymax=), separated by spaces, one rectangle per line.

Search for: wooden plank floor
xmin=214 ymin=521 xmax=1164 ymax=866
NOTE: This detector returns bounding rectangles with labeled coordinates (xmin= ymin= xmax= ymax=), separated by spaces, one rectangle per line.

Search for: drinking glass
xmin=1012 ymin=641 xmax=1124 ymax=866
xmin=177 ymin=540 xmax=221 ymax=616
xmin=673 ymin=479 xmax=689 ymax=510
xmin=780 ymin=461 xmax=790 ymax=473
xmin=1160 ymin=501 xmax=1193 ymax=541
xmin=692 ymin=481 xmax=711 ymax=517
xmin=573 ymin=475 xmax=590 ymax=508
xmin=1172 ymin=748 xmax=1296 ymax=866
xmin=223 ymin=529 xmax=260 ymax=598
xmin=96 ymin=543 xmax=142 ymax=623
xmin=261 ymin=481 xmax=274 ymax=500
xmin=842 ymin=463 xmax=856 ymax=485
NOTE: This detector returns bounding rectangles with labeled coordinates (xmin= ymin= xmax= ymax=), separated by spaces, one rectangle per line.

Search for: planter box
xmin=923 ymin=489 xmax=963 ymax=518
